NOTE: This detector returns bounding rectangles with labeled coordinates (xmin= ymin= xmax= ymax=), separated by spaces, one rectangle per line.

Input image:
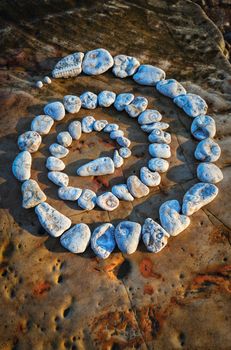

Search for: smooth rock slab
xmin=12 ymin=151 xmax=32 ymax=182
xmin=142 ymin=218 xmax=169 ymax=253
xmin=68 ymin=120 xmax=82 ymax=140
xmin=103 ymin=123 xmax=119 ymax=133
xmin=141 ymin=122 xmax=169 ymax=133
xmin=112 ymin=184 xmax=134 ymax=201
xmin=82 ymin=48 xmax=113 ymax=75
xmin=63 ymin=95 xmax=81 ymax=114
xmin=93 ymin=120 xmax=108 ymax=131
xmin=113 ymin=150 xmax=124 ymax=168
xmin=80 ymin=92 xmax=98 ymax=109
xmin=156 ymin=79 xmax=186 ymax=98
xmin=115 ymin=221 xmax=141 ymax=254
xmin=96 ymin=192 xmax=119 ymax=211
xmin=77 ymin=189 xmax=97 ymax=210
xmin=114 ymin=93 xmax=134 ymax=111
xmin=148 ymin=129 xmax=171 ymax=144
xmin=82 ymin=116 xmax=95 ymax=133
xmin=149 ymin=143 xmax=171 ymax=158
xmin=182 ymin=182 xmax=219 ymax=216
xmin=127 ymin=175 xmax=149 ymax=198
xmin=57 ymin=131 xmax=72 ymax=147
xmin=125 ymin=96 xmax=148 ymax=118
xmin=58 ymin=186 xmax=82 ymax=201
xmin=119 ymin=147 xmax=132 ymax=159
xmin=91 ymin=223 xmax=116 ymax=259
xmin=194 ymin=138 xmax=221 ymax=162
xmin=60 ymin=223 xmax=91 ymax=253
xmin=52 ymin=52 xmax=84 ymax=78
xmin=174 ymin=93 xmax=208 ymax=117
xmin=98 ymin=91 xmax=116 ymax=107
xmin=49 ymin=143 xmax=69 ymax=159
xmin=116 ymin=136 xmax=131 ymax=147
xmin=21 ymin=179 xmax=46 ymax=209
xmin=140 ymin=167 xmax=161 ymax=187
xmin=46 ymin=156 xmax=65 ymax=171
xmin=35 ymin=202 xmax=71 ymax=237
xmin=77 ymin=157 xmax=114 ymax=176
xmin=191 ymin=115 xmax=216 ymax=140
xmin=48 ymin=171 xmax=69 ymax=187
xmin=159 ymin=200 xmax=190 ymax=236
xmin=197 ymin=163 xmax=223 ymax=184
xmin=44 ymin=101 xmax=65 ymax=121
xmin=133 ymin=64 xmax=165 ymax=85
xmin=18 ymin=131 xmax=41 ymax=153
xmin=113 ymin=54 xmax=140 ymax=78
xmin=148 ymin=158 xmax=169 ymax=173
xmin=138 ymin=109 xmax=162 ymax=125
xmin=31 ymin=115 xmax=54 ymax=135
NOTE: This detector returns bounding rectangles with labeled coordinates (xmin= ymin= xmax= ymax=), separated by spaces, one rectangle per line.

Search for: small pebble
xmin=44 ymin=101 xmax=65 ymax=121
xmin=148 ymin=158 xmax=169 ymax=173
xmin=119 ymin=147 xmax=131 ymax=158
xmin=93 ymin=120 xmax=108 ymax=131
xmin=98 ymin=91 xmax=116 ymax=107
xmin=114 ymin=93 xmax=134 ymax=111
xmin=110 ymin=130 xmax=124 ymax=140
xmin=82 ymin=116 xmax=96 ymax=133
xmin=80 ymin=92 xmax=98 ymax=109
xmin=149 ymin=143 xmax=171 ymax=158
xmin=91 ymin=223 xmax=116 ymax=259
xmin=112 ymin=184 xmax=134 ymax=201
xmin=156 ymin=79 xmax=186 ymax=98
xmin=138 ymin=109 xmax=162 ymax=125
xmin=113 ymin=150 xmax=124 ymax=168
xmin=127 ymin=175 xmax=149 ymax=198
xmin=63 ymin=95 xmax=81 ymax=114
xmin=49 ymin=143 xmax=69 ymax=159
xmin=197 ymin=163 xmax=223 ymax=183
xmin=115 ymin=221 xmax=141 ymax=254
xmin=113 ymin=54 xmax=140 ymax=78
xmin=141 ymin=122 xmax=169 ymax=133
xmin=174 ymin=93 xmax=208 ymax=117
xmin=82 ymin=48 xmax=113 ymax=75
xmin=48 ymin=171 xmax=69 ymax=187
xmin=57 ymin=131 xmax=72 ymax=147
xmin=194 ymin=138 xmax=221 ymax=162
xmin=35 ymin=81 xmax=43 ymax=89
xmin=21 ymin=179 xmax=46 ymax=209
xmin=31 ymin=115 xmax=54 ymax=135
xmin=12 ymin=151 xmax=31 ymax=182
xmin=125 ymin=96 xmax=148 ymax=118
xmin=142 ymin=218 xmax=169 ymax=253
xmin=96 ymin=192 xmax=119 ymax=211
xmin=77 ymin=157 xmax=114 ymax=176
xmin=60 ymin=223 xmax=91 ymax=253
xmin=58 ymin=186 xmax=82 ymax=201
xmin=159 ymin=200 xmax=190 ymax=236
xmin=191 ymin=115 xmax=216 ymax=140
xmin=18 ymin=131 xmax=41 ymax=153
xmin=133 ymin=64 xmax=165 ymax=85
xmin=103 ymin=123 xmax=119 ymax=133
xmin=148 ymin=129 xmax=171 ymax=144
xmin=68 ymin=120 xmax=82 ymax=140
xmin=116 ymin=136 xmax=131 ymax=147
xmin=46 ymin=156 xmax=65 ymax=171
xmin=140 ymin=167 xmax=161 ymax=187
xmin=44 ymin=76 xmax=51 ymax=84
xmin=78 ymin=189 xmax=97 ymax=210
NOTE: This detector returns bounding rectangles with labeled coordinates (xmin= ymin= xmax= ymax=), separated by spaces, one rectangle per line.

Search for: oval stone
xmin=60 ymin=223 xmax=91 ymax=253
xmin=127 ymin=175 xmax=149 ymax=198
xmin=119 ymin=147 xmax=132 ymax=159
xmin=82 ymin=116 xmax=95 ymax=133
xmin=82 ymin=48 xmax=113 ymax=75
xmin=149 ymin=144 xmax=171 ymax=158
xmin=68 ymin=120 xmax=82 ymax=140
xmin=159 ymin=200 xmax=190 ymax=236
xmin=49 ymin=143 xmax=69 ymax=159
xmin=57 ymin=131 xmax=72 ymax=147
xmin=91 ymin=223 xmax=116 ymax=259
xmin=31 ymin=115 xmax=54 ymax=135
xmin=18 ymin=131 xmax=41 ymax=153
xmin=156 ymin=79 xmax=186 ymax=98
xmin=58 ymin=186 xmax=82 ymax=201
xmin=77 ymin=189 xmax=97 ymax=210
xmin=98 ymin=90 xmax=116 ymax=107
xmin=44 ymin=101 xmax=65 ymax=121
xmin=46 ymin=156 xmax=65 ymax=171
xmin=48 ymin=171 xmax=69 ymax=187
xmin=141 ymin=122 xmax=169 ymax=133
xmin=115 ymin=221 xmax=141 ymax=254
xmin=77 ymin=157 xmax=115 ymax=176
xmin=96 ymin=192 xmax=119 ymax=211
xmin=52 ymin=52 xmax=84 ymax=78
xmin=80 ymin=92 xmax=97 ymax=109
xmin=63 ymin=95 xmax=81 ymax=114
xmin=133 ymin=64 xmax=165 ymax=85
xmin=112 ymin=184 xmax=134 ymax=201
xmin=194 ymin=138 xmax=221 ymax=162
xmin=140 ymin=167 xmax=161 ymax=187
xmin=148 ymin=158 xmax=169 ymax=173
xmin=114 ymin=93 xmax=134 ymax=111
xmin=142 ymin=218 xmax=169 ymax=253
xmin=138 ymin=109 xmax=162 ymax=125
xmin=112 ymin=54 xmax=140 ymax=78
xmin=110 ymin=130 xmax=124 ymax=140
xmin=103 ymin=123 xmax=119 ymax=133
xmin=191 ymin=115 xmax=216 ymax=140
xmin=12 ymin=151 xmax=32 ymax=182
xmin=174 ymin=93 xmax=208 ymax=117
xmin=197 ymin=163 xmax=223 ymax=184
xmin=93 ymin=120 xmax=108 ymax=132
xmin=116 ymin=136 xmax=131 ymax=147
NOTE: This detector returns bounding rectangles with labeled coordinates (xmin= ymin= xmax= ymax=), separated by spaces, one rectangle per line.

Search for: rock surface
xmin=127 ymin=175 xmax=150 ymax=198
xmin=148 ymin=158 xmax=169 ymax=173
xmin=112 ymin=54 xmax=140 ymax=78
xmin=156 ymin=79 xmax=186 ymax=98
xmin=57 ymin=131 xmax=72 ymax=147
xmin=48 ymin=171 xmax=69 ymax=187
xmin=174 ymin=93 xmax=208 ymax=117
xmin=49 ymin=143 xmax=69 ymax=159
xmin=197 ymin=163 xmax=223 ymax=183
xmin=46 ymin=156 xmax=65 ymax=171
xmin=77 ymin=189 xmax=97 ymax=210
xmin=194 ymin=138 xmax=221 ymax=162
xmin=138 ymin=109 xmax=162 ymax=125
xmin=68 ymin=120 xmax=82 ymax=140
xmin=114 ymin=93 xmax=134 ymax=111
xmin=149 ymin=143 xmax=171 ymax=158
xmin=58 ymin=186 xmax=82 ymax=201
xmin=191 ymin=115 xmax=216 ymax=140
xmin=98 ymin=90 xmax=116 ymax=107
xmin=96 ymin=192 xmax=119 ymax=211
xmin=80 ymin=92 xmax=97 ymax=109
xmin=44 ymin=101 xmax=65 ymax=121
xmin=125 ymin=96 xmax=148 ymax=118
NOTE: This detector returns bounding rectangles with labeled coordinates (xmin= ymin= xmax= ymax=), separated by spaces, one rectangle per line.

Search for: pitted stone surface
xmin=52 ymin=52 xmax=84 ymax=78
xmin=77 ymin=189 xmax=97 ymax=210
xmin=125 ymin=96 xmax=148 ymax=118
xmin=115 ymin=221 xmax=141 ymax=254
xmin=174 ymin=93 xmax=208 ymax=117
xmin=113 ymin=55 xmax=140 ymax=78
xmin=63 ymin=95 xmax=81 ymax=114
xmin=197 ymin=163 xmax=223 ymax=183
xmin=159 ymin=200 xmax=190 ymax=236
xmin=138 ymin=109 xmax=162 ymax=125
xmin=191 ymin=115 xmax=216 ymax=140
xmin=80 ymin=92 xmax=98 ymax=109
xmin=96 ymin=192 xmax=119 ymax=211
xmin=98 ymin=91 xmax=116 ymax=107
xmin=114 ymin=93 xmax=134 ymax=111
xmin=148 ymin=158 xmax=169 ymax=173
xmin=18 ymin=131 xmax=42 ymax=153
xmin=142 ymin=218 xmax=169 ymax=253
xmin=48 ymin=171 xmax=69 ymax=187
xmin=149 ymin=143 xmax=171 ymax=158
xmin=194 ymin=138 xmax=221 ymax=162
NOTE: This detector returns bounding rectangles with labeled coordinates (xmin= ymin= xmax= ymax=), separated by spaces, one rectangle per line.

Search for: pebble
xmin=31 ymin=115 xmax=54 ymax=135
xmin=140 ymin=167 xmax=161 ymax=187
xmin=142 ymin=218 xmax=169 ymax=253
xmin=48 ymin=171 xmax=69 ymax=187
xmin=149 ymin=143 xmax=171 ymax=158
xmin=138 ymin=109 xmax=162 ymax=125
xmin=80 ymin=92 xmax=98 ymax=109
xmin=197 ymin=163 xmax=223 ymax=184
xmin=82 ymin=116 xmax=96 ymax=133
xmin=148 ymin=158 xmax=169 ymax=173
xmin=156 ymin=79 xmax=186 ymax=98
xmin=133 ymin=64 xmax=165 ymax=85
xmin=82 ymin=48 xmax=113 ymax=75
xmin=182 ymin=182 xmax=219 ymax=216
xmin=17 ymin=131 xmax=41 ymax=153
xmin=35 ymin=81 xmax=43 ymax=89
xmin=159 ymin=200 xmax=190 ymax=236
xmin=115 ymin=221 xmax=141 ymax=254
xmin=78 ymin=189 xmax=97 ymax=210
xmin=49 ymin=143 xmax=69 ymax=159
xmin=44 ymin=101 xmax=65 ymax=121
xmin=21 ymin=179 xmax=46 ymax=209
xmin=194 ymin=138 xmax=221 ymax=162
xmin=57 ymin=131 xmax=72 ymax=147
xmin=60 ymin=223 xmax=91 ymax=253
xmin=91 ymin=223 xmax=116 ymax=259
xmin=141 ymin=122 xmax=169 ymax=133
xmin=112 ymin=184 xmax=134 ymax=201
xmin=191 ymin=115 xmax=216 ymax=140
xmin=52 ymin=52 xmax=84 ymax=78
xmin=77 ymin=157 xmax=115 ymax=176
xmin=68 ymin=120 xmax=82 ymax=140
xmin=112 ymin=54 xmax=140 ymax=78
xmin=148 ymin=129 xmax=171 ymax=144
xmin=116 ymin=136 xmax=131 ymax=147
xmin=174 ymin=93 xmax=208 ymax=117
xmin=114 ymin=93 xmax=134 ymax=111
xmin=96 ymin=192 xmax=119 ymax=211
xmin=63 ymin=95 xmax=81 ymax=114
xmin=93 ymin=120 xmax=108 ymax=131
xmin=119 ymin=147 xmax=131 ymax=158
xmin=113 ymin=150 xmax=124 ymax=168
xmin=127 ymin=175 xmax=149 ymax=198
xmin=103 ymin=123 xmax=119 ymax=133
xmin=46 ymin=156 xmax=65 ymax=171
xmin=35 ymin=202 xmax=71 ymax=237
xmin=12 ymin=151 xmax=32 ymax=182
xmin=110 ymin=130 xmax=124 ymax=139
xmin=43 ymin=76 xmax=51 ymax=84
xmin=98 ymin=91 xmax=116 ymax=107
xmin=125 ymin=96 xmax=148 ymax=118
xmin=58 ymin=186 xmax=82 ymax=201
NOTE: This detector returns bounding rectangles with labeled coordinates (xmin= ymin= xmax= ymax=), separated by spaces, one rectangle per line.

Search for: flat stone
xmin=58 ymin=186 xmax=82 ymax=201
xmin=77 ymin=157 xmax=114 ymax=176
xmin=57 ymin=131 xmax=72 ymax=147
xmin=125 ymin=96 xmax=148 ymax=118
xmin=197 ymin=163 xmax=223 ymax=183
xmin=52 ymin=52 xmax=84 ymax=78
xmin=114 ymin=93 xmax=134 ymax=111
xmin=68 ymin=120 xmax=82 ymax=140
xmin=12 ymin=151 xmax=31 ymax=182
xmin=35 ymin=202 xmax=71 ymax=237
xmin=110 ymin=130 xmax=124 ymax=140
xmin=149 ymin=143 xmax=171 ymax=158
xmin=48 ymin=171 xmax=69 ymax=187
xmin=115 ymin=221 xmax=141 ymax=254
xmin=140 ymin=167 xmax=161 ymax=187
xmin=98 ymin=91 xmax=116 ymax=107
xmin=78 ymin=189 xmax=97 ymax=210
xmin=49 ymin=143 xmax=69 ymax=159
xmin=138 ymin=109 xmax=162 ymax=125
xmin=46 ymin=156 xmax=65 ymax=171
xmin=142 ymin=218 xmax=169 ymax=253
xmin=113 ymin=150 xmax=124 ymax=168
xmin=103 ymin=123 xmax=119 ymax=133
xmin=148 ymin=129 xmax=171 ymax=144
xmin=112 ymin=54 xmax=140 ymax=78
xmin=127 ymin=175 xmax=149 ymax=198
xmin=63 ymin=95 xmax=81 ymax=114
xmin=82 ymin=116 xmax=95 ymax=133
xmin=119 ymin=147 xmax=131 ymax=158
xmin=80 ymin=92 xmax=97 ymax=109
xmin=174 ymin=93 xmax=208 ymax=117
xmin=31 ymin=115 xmax=54 ymax=135
xmin=182 ymin=182 xmax=219 ymax=216
xmin=93 ymin=120 xmax=108 ymax=131
xmin=96 ymin=192 xmax=119 ymax=211
xmin=21 ymin=179 xmax=46 ymax=209
xmin=112 ymin=184 xmax=134 ymax=201
xmin=148 ymin=158 xmax=169 ymax=173
xmin=91 ymin=223 xmax=116 ymax=259
xmin=116 ymin=136 xmax=131 ymax=147
xmin=133 ymin=64 xmax=165 ymax=85
xmin=82 ymin=48 xmax=113 ymax=75
xmin=60 ymin=223 xmax=91 ymax=253
xmin=191 ymin=115 xmax=216 ymax=140
xmin=194 ymin=138 xmax=221 ymax=162
xmin=141 ymin=122 xmax=169 ymax=133
xmin=156 ymin=79 xmax=186 ymax=98
xmin=17 ymin=131 xmax=41 ymax=153
xmin=44 ymin=101 xmax=65 ymax=121
xmin=159 ymin=200 xmax=190 ymax=236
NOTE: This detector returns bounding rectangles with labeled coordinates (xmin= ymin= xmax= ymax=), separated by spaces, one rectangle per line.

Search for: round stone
xmin=91 ymin=223 xmax=116 ymax=259
xmin=119 ymin=147 xmax=131 ymax=159
xmin=125 ymin=96 xmax=148 ymax=118
xmin=49 ymin=143 xmax=69 ymax=159
xmin=98 ymin=91 xmax=116 ymax=107
xmin=140 ymin=167 xmax=161 ymax=187
xmin=82 ymin=48 xmax=113 ymax=75
xmin=17 ymin=131 xmax=42 ymax=153
xmin=142 ymin=218 xmax=169 ymax=253
xmin=138 ymin=109 xmax=162 ymax=125
xmin=31 ymin=115 xmax=54 ymax=135
xmin=12 ymin=151 xmax=32 ymax=182
xmin=114 ymin=93 xmax=134 ymax=111
xmin=58 ymin=186 xmax=82 ymax=201
xmin=156 ymin=79 xmax=186 ymax=98
xmin=78 ymin=189 xmax=97 ymax=210
xmin=96 ymin=192 xmax=119 ymax=211
xmin=191 ymin=115 xmax=216 ymax=140
xmin=80 ymin=92 xmax=97 ymax=109
xmin=82 ymin=116 xmax=95 ymax=133
xmin=44 ymin=101 xmax=65 ymax=121
xmin=149 ymin=143 xmax=171 ymax=158
xmin=48 ymin=171 xmax=69 ymax=187
xmin=148 ymin=158 xmax=169 ymax=173
xmin=112 ymin=184 xmax=134 ymax=201
xmin=46 ymin=156 xmax=65 ymax=171
xmin=115 ymin=221 xmax=141 ymax=254
xmin=116 ymin=136 xmax=131 ymax=147
xmin=112 ymin=54 xmax=140 ymax=78
xmin=35 ymin=81 xmax=43 ymax=88
xmin=93 ymin=120 xmax=108 ymax=131
xmin=68 ymin=120 xmax=82 ymax=140
xmin=194 ymin=138 xmax=221 ymax=162
xmin=60 ymin=223 xmax=91 ymax=253
xmin=197 ymin=163 xmax=223 ymax=184
xmin=127 ymin=175 xmax=149 ymax=198
xmin=174 ymin=93 xmax=208 ymax=117
xmin=63 ymin=95 xmax=81 ymax=114
xmin=133 ymin=65 xmax=165 ymax=85
xmin=148 ymin=129 xmax=171 ymax=144
xmin=57 ymin=131 xmax=72 ymax=147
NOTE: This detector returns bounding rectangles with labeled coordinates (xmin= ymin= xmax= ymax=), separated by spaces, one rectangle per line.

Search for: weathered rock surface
xmin=191 ymin=115 xmax=216 ymax=140
xmin=58 ymin=186 xmax=82 ymax=201
xmin=96 ymin=192 xmax=119 ymax=211
xmin=57 ymin=131 xmax=72 ymax=147
xmin=80 ymin=92 xmax=97 ymax=109
xmin=77 ymin=189 xmax=97 ymax=210
xmin=194 ymin=138 xmax=221 ymax=162
xmin=125 ymin=96 xmax=148 ymax=118
xmin=68 ymin=120 xmax=82 ymax=140
xmin=49 ymin=143 xmax=69 ymax=159
xmin=174 ymin=93 xmax=208 ymax=117
xmin=197 ymin=162 xmax=223 ymax=183
xmin=133 ymin=64 xmax=165 ymax=85
xmin=112 ymin=184 xmax=134 ymax=201
xmin=48 ymin=171 xmax=69 ymax=187
xmin=127 ymin=175 xmax=150 ymax=198
xmin=149 ymin=143 xmax=171 ymax=158
xmin=140 ymin=167 xmax=161 ymax=187
xmin=114 ymin=93 xmax=134 ymax=111
xmin=112 ymin=54 xmax=140 ymax=78
xmin=148 ymin=158 xmax=169 ymax=173
xmin=156 ymin=79 xmax=186 ymax=98
xmin=98 ymin=90 xmax=116 ymax=107
xmin=138 ymin=109 xmax=162 ymax=125
xmin=46 ymin=156 xmax=65 ymax=171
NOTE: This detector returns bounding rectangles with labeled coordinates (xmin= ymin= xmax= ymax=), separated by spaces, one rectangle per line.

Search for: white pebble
xmin=57 ymin=131 xmax=72 ymax=147
xmin=48 ymin=171 xmax=69 ymax=187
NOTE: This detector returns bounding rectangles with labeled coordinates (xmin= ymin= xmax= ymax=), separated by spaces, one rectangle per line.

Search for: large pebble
xmin=191 ymin=115 xmax=216 ymax=140
xmin=113 ymin=54 xmax=140 ymax=78
xmin=149 ymin=144 xmax=171 ymax=158
xmin=114 ymin=93 xmax=134 ymax=111
xmin=96 ymin=192 xmax=119 ymax=211
xmin=44 ymin=101 xmax=65 ymax=121
xmin=21 ymin=179 xmax=46 ymax=209
xmin=110 ymin=130 xmax=124 ymax=140
xmin=156 ymin=79 xmax=186 ymax=98
xmin=68 ymin=120 xmax=82 ymax=140
xmin=77 ymin=157 xmax=114 ymax=176
xmin=98 ymin=91 xmax=116 ymax=107
xmin=140 ymin=167 xmax=161 ymax=187
xmin=82 ymin=48 xmax=113 ymax=75
xmin=127 ymin=175 xmax=149 ymax=198
xmin=141 ymin=122 xmax=169 ymax=133
xmin=58 ymin=186 xmax=82 ymax=201
xmin=197 ymin=163 xmax=223 ymax=184
xmin=148 ymin=129 xmax=171 ymax=144
xmin=115 ymin=221 xmax=141 ymax=254
xmin=46 ymin=156 xmax=65 ymax=171
xmin=49 ymin=143 xmax=69 ymax=159
xmin=142 ymin=218 xmax=169 ymax=253
xmin=82 ymin=116 xmax=95 ymax=133
xmin=138 ymin=109 xmax=162 ymax=125
xmin=133 ymin=65 xmax=165 ymax=85
xmin=148 ymin=158 xmax=169 ymax=173
xmin=113 ymin=150 xmax=124 ymax=168
xmin=57 ymin=131 xmax=72 ymax=147
xmin=103 ymin=123 xmax=119 ymax=133
xmin=125 ymin=96 xmax=148 ymax=118
xmin=93 ymin=120 xmax=108 ymax=131
xmin=78 ymin=189 xmax=96 ymax=210
xmin=12 ymin=151 xmax=31 ymax=182
xmin=174 ymin=93 xmax=208 ymax=117
xmin=18 ymin=131 xmax=41 ymax=153
xmin=63 ymin=95 xmax=81 ymax=114
xmin=91 ymin=223 xmax=116 ymax=259
xmin=35 ymin=202 xmax=71 ymax=237
xmin=112 ymin=184 xmax=134 ymax=201
xmin=182 ymin=182 xmax=219 ymax=216
xmin=52 ymin=52 xmax=84 ymax=78
xmin=116 ymin=136 xmax=131 ymax=147
xmin=159 ymin=200 xmax=190 ymax=236
xmin=194 ymin=138 xmax=221 ymax=162
xmin=80 ymin=92 xmax=97 ymax=109
xmin=60 ymin=223 xmax=91 ymax=253
xmin=119 ymin=147 xmax=131 ymax=158
xmin=48 ymin=171 xmax=69 ymax=187
xmin=31 ymin=115 xmax=54 ymax=135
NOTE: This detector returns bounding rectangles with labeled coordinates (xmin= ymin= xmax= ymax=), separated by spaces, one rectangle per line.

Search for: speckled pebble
xmin=82 ymin=116 xmax=96 ymax=133
xmin=194 ymin=138 xmax=221 ymax=162
xmin=68 ymin=120 xmax=82 ymax=140
xmin=114 ymin=93 xmax=134 ymax=111
xmin=52 ymin=52 xmax=84 ymax=78
xmin=63 ymin=95 xmax=81 ymax=114
xmin=138 ymin=109 xmax=162 ymax=125
xmin=78 ymin=189 xmax=97 ymax=210
xmin=140 ymin=167 xmax=161 ymax=187
xmin=44 ymin=101 xmax=65 ymax=121
xmin=18 ymin=131 xmax=41 ymax=153
xmin=119 ymin=147 xmax=131 ymax=158
xmin=159 ymin=200 xmax=190 ymax=236
xmin=31 ymin=115 xmax=54 ymax=135
xmin=60 ymin=223 xmax=91 ymax=253
xmin=191 ymin=115 xmax=216 ymax=140
xmin=116 ymin=136 xmax=131 ymax=147
xmin=91 ymin=223 xmax=116 ymax=259
xmin=113 ymin=150 xmax=124 ymax=168
xmin=127 ymin=175 xmax=149 ymax=198
xmin=113 ymin=54 xmax=140 ymax=78
xmin=110 ymin=130 xmax=124 ymax=140
xmin=49 ymin=143 xmax=69 ymax=159
xmin=21 ymin=179 xmax=46 ymax=209
xmin=98 ymin=91 xmax=116 ymax=107
xmin=197 ymin=163 xmax=223 ymax=184
xmin=93 ymin=120 xmax=108 ymax=131
xmin=96 ymin=192 xmax=119 ymax=211
xmin=125 ymin=96 xmax=148 ymax=118
xmin=103 ymin=123 xmax=119 ymax=133
xmin=142 ymin=218 xmax=169 ymax=253
xmin=115 ymin=221 xmax=141 ymax=254
xmin=156 ymin=79 xmax=186 ymax=98
xmin=82 ymin=48 xmax=113 ymax=75
xmin=148 ymin=158 xmax=169 ymax=173
xmin=46 ymin=156 xmax=65 ymax=171
xmin=141 ymin=122 xmax=169 ymax=133
xmin=57 ymin=131 xmax=72 ymax=147
xmin=148 ymin=129 xmax=171 ymax=144
xmin=80 ymin=92 xmax=98 ymax=109
xmin=174 ymin=93 xmax=208 ymax=117
xmin=77 ymin=157 xmax=114 ymax=176
xmin=12 ymin=151 xmax=32 ymax=182
xmin=44 ymin=76 xmax=51 ymax=84
xmin=149 ymin=143 xmax=171 ymax=158
xmin=48 ymin=171 xmax=69 ymax=187
xmin=58 ymin=186 xmax=82 ymax=201
xmin=112 ymin=184 xmax=134 ymax=201
xmin=133 ymin=65 xmax=165 ymax=86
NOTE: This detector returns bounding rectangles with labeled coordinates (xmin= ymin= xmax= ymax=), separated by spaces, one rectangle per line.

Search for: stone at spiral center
xmin=76 ymin=157 xmax=115 ymax=176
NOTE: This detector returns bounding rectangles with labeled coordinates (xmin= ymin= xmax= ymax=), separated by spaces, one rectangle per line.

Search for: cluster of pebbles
xmin=13 ymin=48 xmax=223 ymax=259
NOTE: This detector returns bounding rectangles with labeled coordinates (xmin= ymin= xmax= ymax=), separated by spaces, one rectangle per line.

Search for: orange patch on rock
xmin=144 ymin=284 xmax=154 ymax=295
xmin=139 ymin=258 xmax=161 ymax=279
xmin=33 ymin=281 xmax=50 ymax=296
